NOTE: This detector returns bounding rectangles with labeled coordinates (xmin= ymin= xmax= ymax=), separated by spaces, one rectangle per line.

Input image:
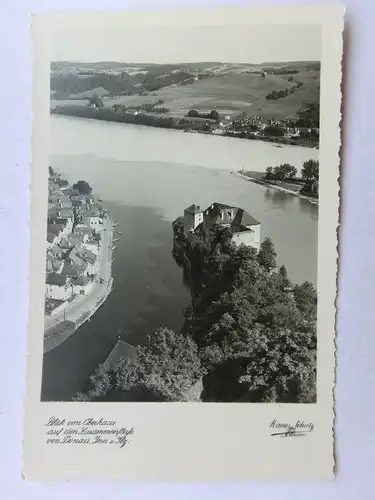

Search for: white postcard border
xmin=23 ymin=4 xmax=343 ymax=481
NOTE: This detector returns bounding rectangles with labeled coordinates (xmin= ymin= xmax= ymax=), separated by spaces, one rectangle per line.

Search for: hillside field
xmin=50 ymin=61 xmax=320 ymax=120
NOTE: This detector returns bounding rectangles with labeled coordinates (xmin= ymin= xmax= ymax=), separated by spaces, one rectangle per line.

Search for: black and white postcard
xmin=23 ymin=5 xmax=343 ymax=480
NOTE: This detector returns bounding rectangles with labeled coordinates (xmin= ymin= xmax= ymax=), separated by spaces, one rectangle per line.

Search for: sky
xmin=51 ymin=24 xmax=321 ymax=64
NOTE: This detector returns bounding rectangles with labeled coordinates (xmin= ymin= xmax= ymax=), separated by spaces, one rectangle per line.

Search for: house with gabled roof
xmin=72 ymin=275 xmax=94 ymax=296
xmin=183 ymin=202 xmax=261 ymax=251
xmin=45 ymin=273 xmax=73 ymax=301
xmin=68 ymin=246 xmax=97 ymax=275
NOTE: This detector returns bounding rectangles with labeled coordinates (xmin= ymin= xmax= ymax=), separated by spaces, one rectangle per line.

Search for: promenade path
xmin=44 ymin=213 xmax=113 ymax=353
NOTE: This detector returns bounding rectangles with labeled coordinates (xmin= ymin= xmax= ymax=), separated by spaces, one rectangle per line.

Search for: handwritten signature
xmin=270 ymin=419 xmax=314 ymax=438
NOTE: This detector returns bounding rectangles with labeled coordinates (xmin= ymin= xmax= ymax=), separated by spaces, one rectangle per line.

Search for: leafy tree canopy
xmin=73 ymin=180 xmax=92 ymax=195
xmin=301 ymin=159 xmax=319 ymax=182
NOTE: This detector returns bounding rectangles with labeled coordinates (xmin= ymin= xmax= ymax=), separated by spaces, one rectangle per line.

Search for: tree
xmin=73 ymin=180 xmax=92 ymax=194
xmin=115 ymin=328 xmax=204 ymax=401
xmin=209 ymin=109 xmax=219 ymax=121
xmin=278 ymin=163 xmax=297 ymax=180
xmin=257 ymin=237 xmax=277 ymax=271
xmin=279 ymin=265 xmax=288 ymax=280
xmin=89 ymin=95 xmax=104 ymax=108
xmin=263 ymin=125 xmax=285 ymax=137
xmin=265 ymin=166 xmax=274 ymax=179
xmin=72 ymin=362 xmax=113 ymax=401
xmin=187 ymin=109 xmax=199 ymax=117
xmin=236 ymin=325 xmax=316 ymax=403
xmin=293 ymin=281 xmax=317 ymax=322
xmin=301 ymin=159 xmax=319 ymax=182
xmin=272 ymin=165 xmax=285 ymax=181
xmin=289 ymin=165 xmax=298 ymax=179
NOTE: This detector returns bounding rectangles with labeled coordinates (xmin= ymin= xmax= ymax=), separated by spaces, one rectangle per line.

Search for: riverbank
xmin=51 ymin=106 xmax=318 ymax=149
xmin=223 ymin=131 xmax=318 ymax=149
xmin=44 ymin=212 xmax=114 ymax=353
xmin=232 ymin=171 xmax=319 ymax=206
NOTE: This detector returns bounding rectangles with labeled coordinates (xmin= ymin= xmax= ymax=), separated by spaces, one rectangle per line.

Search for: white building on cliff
xmin=183 ymin=202 xmax=261 ymax=252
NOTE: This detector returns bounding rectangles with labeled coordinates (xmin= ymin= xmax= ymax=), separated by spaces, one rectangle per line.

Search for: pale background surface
xmin=0 ymin=0 xmax=373 ymax=498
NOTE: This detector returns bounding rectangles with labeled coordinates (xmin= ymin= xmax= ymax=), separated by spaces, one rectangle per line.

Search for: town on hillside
xmin=44 ymin=167 xmax=114 ymax=352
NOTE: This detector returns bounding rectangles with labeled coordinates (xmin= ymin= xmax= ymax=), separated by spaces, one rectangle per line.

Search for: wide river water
xmin=41 ymin=115 xmax=319 ymax=401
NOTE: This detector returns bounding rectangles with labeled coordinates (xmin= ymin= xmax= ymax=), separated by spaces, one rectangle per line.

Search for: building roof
xmin=48 ymin=190 xmax=70 ymax=202
xmin=46 ymin=273 xmax=69 ymax=286
xmin=59 ymin=235 xmax=83 ymax=250
xmin=104 ymin=340 xmax=138 ymax=369
xmin=69 ymin=246 xmax=97 ymax=266
xmin=81 ymin=208 xmax=101 ymax=218
xmin=232 ymin=208 xmax=260 ymax=229
xmin=48 ymin=217 xmax=69 ymax=227
xmin=72 ymin=199 xmax=85 ymax=207
xmin=48 ymin=208 xmax=74 ymax=220
xmin=185 ymin=204 xmax=202 ymax=214
xmin=196 ymin=202 xmax=260 ymax=233
xmin=77 ymin=249 xmax=97 ymax=265
xmin=73 ymin=275 xmax=91 ymax=286
xmin=47 ymin=224 xmax=65 ymax=236
xmin=61 ymin=260 xmax=87 ymax=277
xmin=47 ymin=233 xmax=56 ymax=243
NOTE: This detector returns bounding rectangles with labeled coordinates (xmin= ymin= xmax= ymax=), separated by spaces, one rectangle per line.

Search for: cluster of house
xmin=45 ymin=171 xmax=104 ymax=308
xmin=182 ymin=202 xmax=261 ymax=252
xmin=228 ymin=114 xmax=318 ymax=140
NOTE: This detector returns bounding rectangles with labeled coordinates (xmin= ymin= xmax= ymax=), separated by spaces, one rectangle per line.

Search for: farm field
xmin=50 ymin=61 xmax=320 ymax=120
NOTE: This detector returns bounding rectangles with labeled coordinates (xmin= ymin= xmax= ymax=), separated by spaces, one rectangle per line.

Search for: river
xmin=41 ymin=115 xmax=318 ymax=401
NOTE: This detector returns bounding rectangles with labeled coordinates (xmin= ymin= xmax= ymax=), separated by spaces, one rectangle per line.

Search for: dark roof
xmin=61 ymin=261 xmax=86 ymax=277
xmin=46 ymin=273 xmax=69 ymax=286
xmin=104 ymin=340 xmax=138 ymax=369
xmin=48 ymin=218 xmax=68 ymax=226
xmin=46 ymin=256 xmax=63 ymax=273
xmin=72 ymin=199 xmax=85 ymax=206
xmin=213 ymin=202 xmax=235 ymax=210
xmin=48 ymin=209 xmax=74 ymax=220
xmin=47 ymin=233 xmax=56 ymax=243
xmin=232 ymin=208 xmax=260 ymax=228
xmin=201 ymin=202 xmax=236 ymax=227
xmin=197 ymin=202 xmax=260 ymax=233
xmin=47 ymin=224 xmax=65 ymax=236
xmin=185 ymin=204 xmax=202 ymax=214
xmin=73 ymin=275 xmax=90 ymax=286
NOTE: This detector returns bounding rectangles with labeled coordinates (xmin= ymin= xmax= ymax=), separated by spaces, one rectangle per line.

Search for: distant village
xmin=45 ymin=168 xmax=113 ymax=327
